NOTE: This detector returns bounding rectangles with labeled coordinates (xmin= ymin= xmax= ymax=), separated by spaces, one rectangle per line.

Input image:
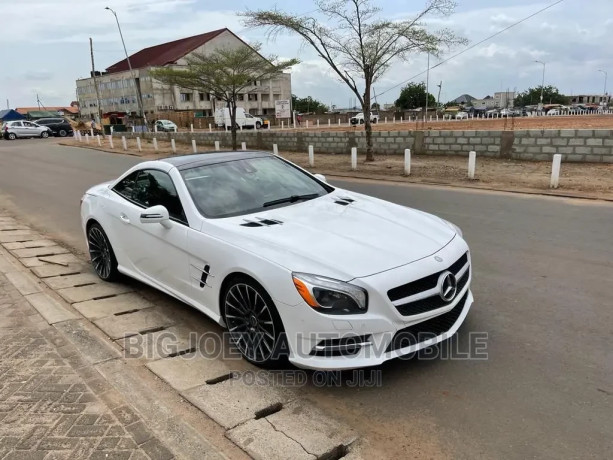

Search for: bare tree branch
xmin=242 ymin=0 xmax=465 ymax=161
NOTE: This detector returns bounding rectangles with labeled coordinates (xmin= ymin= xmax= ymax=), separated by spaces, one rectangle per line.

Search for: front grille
xmin=386 ymin=291 xmax=468 ymax=353
xmin=388 ymin=252 xmax=469 ymax=316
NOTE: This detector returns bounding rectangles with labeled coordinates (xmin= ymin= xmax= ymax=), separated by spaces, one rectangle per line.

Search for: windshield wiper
xmin=263 ymin=193 xmax=319 ymax=208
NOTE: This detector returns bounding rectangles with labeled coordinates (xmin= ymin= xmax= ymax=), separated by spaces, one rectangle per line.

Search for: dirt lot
xmin=61 ymin=138 xmax=613 ymax=200
xmin=287 ymin=114 xmax=613 ymax=133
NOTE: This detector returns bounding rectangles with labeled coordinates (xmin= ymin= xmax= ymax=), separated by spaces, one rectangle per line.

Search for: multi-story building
xmin=472 ymin=91 xmax=515 ymax=109
xmin=569 ymin=94 xmax=611 ymax=105
xmin=76 ymin=28 xmax=292 ymax=121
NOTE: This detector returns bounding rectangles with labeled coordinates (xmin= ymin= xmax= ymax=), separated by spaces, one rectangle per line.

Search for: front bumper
xmin=287 ymin=289 xmax=473 ymax=370
xmin=281 ymin=238 xmax=474 ymax=370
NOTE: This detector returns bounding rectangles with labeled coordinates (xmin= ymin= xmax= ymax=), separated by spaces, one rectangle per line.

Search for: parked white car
xmin=350 ymin=112 xmax=379 ymax=125
xmin=81 ymin=151 xmax=473 ymax=370
xmin=155 ymin=120 xmax=178 ymax=132
xmin=455 ymin=111 xmax=469 ymax=119
xmin=2 ymin=120 xmax=52 ymax=140
xmin=547 ymin=109 xmax=560 ymax=116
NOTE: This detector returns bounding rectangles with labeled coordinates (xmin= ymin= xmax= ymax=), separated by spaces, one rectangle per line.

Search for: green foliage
xmin=514 ymin=85 xmax=569 ymax=106
xmin=395 ymin=82 xmax=436 ymax=110
xmin=291 ymin=95 xmax=328 ymax=114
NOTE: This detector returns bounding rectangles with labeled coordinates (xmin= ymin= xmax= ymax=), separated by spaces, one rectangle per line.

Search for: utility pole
xmin=425 ymin=53 xmax=430 ymax=122
xmin=36 ymin=94 xmax=41 ymax=110
xmin=436 ymin=81 xmax=443 ymax=108
xmin=89 ymin=38 xmax=103 ymax=125
xmin=534 ymin=60 xmax=546 ymax=110
xmin=105 ymin=7 xmax=148 ymax=129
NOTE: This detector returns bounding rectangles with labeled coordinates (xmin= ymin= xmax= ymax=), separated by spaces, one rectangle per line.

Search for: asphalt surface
xmin=0 ymin=138 xmax=611 ymax=459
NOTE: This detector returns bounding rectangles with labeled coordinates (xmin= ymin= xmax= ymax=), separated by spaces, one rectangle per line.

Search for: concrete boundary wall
xmin=117 ymin=129 xmax=613 ymax=163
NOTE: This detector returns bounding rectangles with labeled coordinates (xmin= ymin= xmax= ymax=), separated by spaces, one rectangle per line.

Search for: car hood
xmin=209 ymin=190 xmax=456 ymax=280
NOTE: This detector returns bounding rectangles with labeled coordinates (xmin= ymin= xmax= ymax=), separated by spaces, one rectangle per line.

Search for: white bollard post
xmin=171 ymin=139 xmax=176 ymax=154
xmin=308 ymin=145 xmax=314 ymax=167
xmin=154 ymin=124 xmax=158 ymax=133
xmin=215 ymin=141 xmax=220 ymax=151
xmin=400 ymin=116 xmax=403 ymax=123
xmin=273 ymin=144 xmax=278 ymax=155
xmin=338 ymin=119 xmax=341 ymax=126
xmin=404 ymin=149 xmax=411 ymax=175
xmin=136 ymin=137 xmax=142 ymax=152
xmin=550 ymin=154 xmax=562 ymax=188
xmin=317 ymin=119 xmax=320 ymax=128
xmin=85 ymin=134 xmax=89 ymax=144
xmin=306 ymin=120 xmax=309 ymax=129
xmin=351 ymin=147 xmax=357 ymax=170
xmin=108 ymin=136 xmax=114 ymax=149
xmin=174 ymin=126 xmax=177 ymax=133
xmin=468 ymin=151 xmax=476 ymax=179
xmin=152 ymin=138 xmax=158 ymax=151
xmin=90 ymin=128 xmax=94 ymax=137
xmin=121 ymin=136 xmax=127 ymax=151
xmin=437 ymin=115 xmax=439 ymax=122
xmin=282 ymin=121 xmax=284 ymax=129
xmin=393 ymin=116 xmax=396 ymax=123
xmin=96 ymin=135 xmax=101 ymax=146
xmin=385 ymin=117 xmax=388 ymax=124
xmin=190 ymin=124 xmax=193 ymax=133
xmin=192 ymin=139 xmax=197 ymax=153
xmin=208 ymin=124 xmax=212 ymax=133
xmin=328 ymin=119 xmax=331 ymax=127
xmin=241 ymin=142 xmax=247 ymax=151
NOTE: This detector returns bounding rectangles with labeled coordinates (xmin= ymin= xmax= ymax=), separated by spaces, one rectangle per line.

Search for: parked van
xmin=215 ymin=108 xmax=263 ymax=130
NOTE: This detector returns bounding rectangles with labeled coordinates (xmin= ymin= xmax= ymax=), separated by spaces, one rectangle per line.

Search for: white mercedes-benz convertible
xmin=81 ymin=151 xmax=473 ymax=369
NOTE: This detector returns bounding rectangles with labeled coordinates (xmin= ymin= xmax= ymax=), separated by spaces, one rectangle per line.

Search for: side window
xmin=24 ymin=122 xmax=34 ymax=127
xmin=12 ymin=122 xmax=22 ymax=127
xmin=112 ymin=171 xmax=139 ymax=200
xmin=132 ymin=170 xmax=187 ymax=223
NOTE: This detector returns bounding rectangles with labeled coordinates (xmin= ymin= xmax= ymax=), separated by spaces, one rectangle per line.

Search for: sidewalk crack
xmin=265 ymin=418 xmax=316 ymax=458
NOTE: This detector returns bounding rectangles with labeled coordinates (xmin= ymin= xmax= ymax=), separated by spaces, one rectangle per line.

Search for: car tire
xmin=222 ymin=276 xmax=289 ymax=368
xmin=256 ymin=121 xmax=262 ymax=129
xmin=372 ymin=118 xmax=378 ymax=124
xmin=360 ymin=119 xmax=365 ymax=124
xmin=41 ymin=131 xmax=49 ymax=138
xmin=87 ymin=223 xmax=119 ymax=282
xmin=59 ymin=129 xmax=67 ymax=137
xmin=7 ymin=133 xmax=16 ymax=140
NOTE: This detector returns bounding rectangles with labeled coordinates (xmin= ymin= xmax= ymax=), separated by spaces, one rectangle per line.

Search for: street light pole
xmin=598 ymin=69 xmax=608 ymax=95
xmin=534 ymin=60 xmax=546 ymax=109
xmin=105 ymin=7 xmax=148 ymax=128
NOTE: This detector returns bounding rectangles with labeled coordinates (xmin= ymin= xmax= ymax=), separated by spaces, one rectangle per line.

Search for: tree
xmin=515 ymin=85 xmax=569 ymax=107
xmin=395 ymin=82 xmax=436 ymax=110
xmin=150 ymin=44 xmax=298 ymax=150
xmin=242 ymin=0 xmax=465 ymax=161
xmin=291 ymin=94 xmax=329 ymax=114
xmin=371 ymin=102 xmax=380 ymax=110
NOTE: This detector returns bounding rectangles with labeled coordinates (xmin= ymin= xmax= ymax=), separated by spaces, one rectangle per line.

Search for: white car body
xmin=455 ymin=112 xmax=469 ymax=119
xmin=3 ymin=120 xmax=52 ymax=139
xmin=350 ymin=113 xmax=379 ymax=125
xmin=81 ymin=151 xmax=473 ymax=370
xmin=155 ymin=120 xmax=178 ymax=132
xmin=215 ymin=108 xmax=262 ymax=130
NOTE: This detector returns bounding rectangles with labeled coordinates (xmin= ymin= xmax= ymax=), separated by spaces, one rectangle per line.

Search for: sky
xmin=1 ymin=0 xmax=612 ymax=110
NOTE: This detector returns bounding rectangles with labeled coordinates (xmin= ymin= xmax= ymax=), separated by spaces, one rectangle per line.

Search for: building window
xmin=180 ymin=93 xmax=192 ymax=102
xmin=237 ymin=94 xmax=244 ymax=101
xmin=248 ymin=93 xmax=258 ymax=101
xmin=199 ymin=93 xmax=205 ymax=101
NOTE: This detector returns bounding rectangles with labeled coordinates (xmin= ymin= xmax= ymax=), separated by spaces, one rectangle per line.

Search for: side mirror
xmin=140 ymin=205 xmax=171 ymax=228
xmin=314 ymin=173 xmax=327 ymax=183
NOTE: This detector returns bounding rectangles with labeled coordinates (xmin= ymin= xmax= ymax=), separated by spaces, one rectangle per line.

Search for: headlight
xmin=292 ymin=273 xmax=368 ymax=315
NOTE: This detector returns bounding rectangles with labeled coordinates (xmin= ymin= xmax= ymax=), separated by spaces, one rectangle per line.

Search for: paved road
xmin=1 ymin=139 xmax=612 ymax=459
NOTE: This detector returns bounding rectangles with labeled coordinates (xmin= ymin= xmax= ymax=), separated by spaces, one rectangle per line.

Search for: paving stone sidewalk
xmin=0 ymin=272 xmax=174 ymax=460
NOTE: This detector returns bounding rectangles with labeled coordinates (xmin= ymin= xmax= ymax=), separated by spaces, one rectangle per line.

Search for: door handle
xmin=119 ymin=213 xmax=130 ymax=224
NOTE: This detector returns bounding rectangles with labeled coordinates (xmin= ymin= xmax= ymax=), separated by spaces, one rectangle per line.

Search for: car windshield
xmin=181 ymin=156 xmax=332 ymax=218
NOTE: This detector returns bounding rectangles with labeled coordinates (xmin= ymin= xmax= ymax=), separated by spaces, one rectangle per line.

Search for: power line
xmin=377 ymin=0 xmax=565 ymax=97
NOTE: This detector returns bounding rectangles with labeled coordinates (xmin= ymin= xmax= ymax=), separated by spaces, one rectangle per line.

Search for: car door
xmin=24 ymin=121 xmax=41 ymax=137
xmin=112 ymin=169 xmax=190 ymax=296
xmin=9 ymin=121 xmax=25 ymax=137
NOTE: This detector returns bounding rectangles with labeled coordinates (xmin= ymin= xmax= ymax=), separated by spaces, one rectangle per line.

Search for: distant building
xmin=451 ymin=94 xmax=475 ymax=105
xmin=569 ymin=94 xmax=611 ymax=105
xmin=75 ymin=28 xmax=292 ymax=121
xmin=472 ymin=91 xmax=515 ymax=109
xmin=16 ymin=106 xmax=79 ymax=119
